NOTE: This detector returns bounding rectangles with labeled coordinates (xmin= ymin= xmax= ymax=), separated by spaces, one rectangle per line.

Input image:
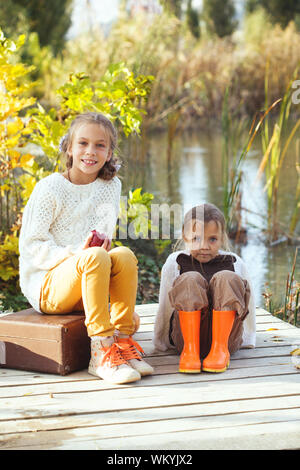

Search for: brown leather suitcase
xmin=0 ymin=308 xmax=90 ymax=375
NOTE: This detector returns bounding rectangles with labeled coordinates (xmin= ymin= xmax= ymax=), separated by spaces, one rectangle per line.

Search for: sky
xmin=67 ymin=0 xmax=243 ymax=39
xmin=67 ymin=0 xmax=120 ymax=38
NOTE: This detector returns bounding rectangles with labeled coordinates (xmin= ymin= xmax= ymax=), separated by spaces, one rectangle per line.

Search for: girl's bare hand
xmin=82 ymin=232 xmax=111 ymax=251
xmin=82 ymin=232 xmax=93 ymax=250
xmin=102 ymin=237 xmax=112 ymax=252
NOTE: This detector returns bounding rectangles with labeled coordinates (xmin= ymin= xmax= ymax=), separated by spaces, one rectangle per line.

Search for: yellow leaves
xmin=7 ymin=150 xmax=20 ymax=168
xmin=6 ymin=118 xmax=24 ymax=135
xmin=22 ymin=126 xmax=32 ymax=136
xmin=15 ymin=34 xmax=26 ymax=50
xmin=1 ymin=233 xmax=19 ymax=253
xmin=0 ymin=30 xmax=25 ymax=56
xmin=0 ymin=232 xmax=19 ymax=281
xmin=0 ymin=183 xmax=10 ymax=197
xmin=270 ymin=336 xmax=283 ymax=342
xmin=0 ymin=95 xmax=36 ymax=122
xmin=0 ymin=265 xmax=18 ymax=281
xmin=0 ymin=30 xmax=36 ymax=123
xmin=9 ymin=150 xmax=35 ymax=169
xmin=20 ymin=154 xmax=34 ymax=167
xmin=0 ymin=150 xmax=35 ymax=178
xmin=0 ymin=117 xmax=32 ymax=146
xmin=290 ymin=348 xmax=300 ymax=356
xmin=290 ymin=347 xmax=300 ymax=369
xmin=0 ymin=29 xmax=38 ymax=282
xmin=0 ymin=114 xmax=35 ymax=178
xmin=18 ymin=174 xmax=36 ymax=203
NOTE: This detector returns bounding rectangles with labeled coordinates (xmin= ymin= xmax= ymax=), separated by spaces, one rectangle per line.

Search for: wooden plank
xmin=0 ymin=305 xmax=299 ymax=451
xmin=0 ymin=347 xmax=297 ymax=391
xmin=0 ymin=353 xmax=296 ymax=399
xmin=1 ymin=372 xmax=300 ymax=423
xmin=0 ymin=347 xmax=295 ymax=396
xmin=2 ymin=410 xmax=300 ymax=450
xmin=134 ymin=322 xmax=298 ymax=335
xmin=9 ymin=421 xmax=300 ymax=450
xmin=2 ymin=394 xmax=300 ymax=435
xmin=39 ymin=420 xmax=300 ymax=450
xmin=0 ymin=332 xmax=298 ymax=389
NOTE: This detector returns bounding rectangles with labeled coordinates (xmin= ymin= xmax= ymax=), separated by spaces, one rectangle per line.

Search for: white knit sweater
xmin=19 ymin=173 xmax=121 ymax=312
xmin=153 ymin=250 xmax=256 ymax=351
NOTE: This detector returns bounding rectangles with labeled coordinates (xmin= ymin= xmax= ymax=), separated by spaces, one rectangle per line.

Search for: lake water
xmin=120 ymin=126 xmax=300 ymax=309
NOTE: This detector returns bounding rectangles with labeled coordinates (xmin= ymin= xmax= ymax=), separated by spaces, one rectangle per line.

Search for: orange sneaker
xmin=116 ymin=336 xmax=154 ymax=376
xmin=88 ymin=337 xmax=141 ymax=384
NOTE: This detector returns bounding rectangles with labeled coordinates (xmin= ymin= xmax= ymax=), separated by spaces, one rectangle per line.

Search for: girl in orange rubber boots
xmin=154 ymin=203 xmax=256 ymax=373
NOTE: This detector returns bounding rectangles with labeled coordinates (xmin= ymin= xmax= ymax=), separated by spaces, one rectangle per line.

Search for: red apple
xmin=89 ymin=230 xmax=106 ymax=247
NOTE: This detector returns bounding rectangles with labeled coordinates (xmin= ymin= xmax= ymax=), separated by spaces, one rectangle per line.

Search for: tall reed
xmin=257 ymin=65 xmax=300 ymax=241
xmin=283 ymin=247 xmax=299 ymax=325
xmin=289 ymin=138 xmax=300 ymax=239
xmin=263 ymin=247 xmax=299 ymax=326
xmin=221 ymin=87 xmax=280 ymax=237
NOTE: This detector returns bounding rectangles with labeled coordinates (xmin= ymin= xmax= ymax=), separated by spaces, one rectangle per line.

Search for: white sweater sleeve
xmin=224 ymin=251 xmax=256 ymax=348
xmin=153 ymin=252 xmax=179 ymax=351
xmin=19 ymin=181 xmax=74 ymax=271
xmin=95 ymin=177 xmax=121 ymax=240
xmin=238 ymin=258 xmax=256 ymax=348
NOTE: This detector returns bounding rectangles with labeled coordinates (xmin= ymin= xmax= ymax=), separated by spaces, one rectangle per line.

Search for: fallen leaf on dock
xmin=290 ymin=348 xmax=300 ymax=369
xmin=290 ymin=348 xmax=300 ymax=356
xmin=271 ymin=336 xmax=283 ymax=342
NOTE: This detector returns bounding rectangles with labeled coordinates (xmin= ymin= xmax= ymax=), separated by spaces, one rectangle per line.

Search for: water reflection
xmin=120 ymin=128 xmax=299 ymax=308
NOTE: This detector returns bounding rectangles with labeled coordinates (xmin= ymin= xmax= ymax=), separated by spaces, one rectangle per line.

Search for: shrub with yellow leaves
xmin=0 ymin=30 xmax=37 ymax=214
xmin=0 ymin=28 xmax=154 ymax=296
xmin=0 ymin=29 xmax=37 ymax=286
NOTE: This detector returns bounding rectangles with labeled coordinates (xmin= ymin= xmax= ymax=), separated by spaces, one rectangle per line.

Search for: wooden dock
xmin=0 ymin=305 xmax=300 ymax=450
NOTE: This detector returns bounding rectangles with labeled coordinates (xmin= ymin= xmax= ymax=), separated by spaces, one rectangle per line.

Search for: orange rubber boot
xmin=202 ymin=309 xmax=236 ymax=373
xmin=178 ymin=310 xmax=201 ymax=373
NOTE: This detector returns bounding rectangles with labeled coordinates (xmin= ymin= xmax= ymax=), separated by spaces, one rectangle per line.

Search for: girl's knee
xmin=209 ymin=270 xmax=248 ymax=310
xmin=169 ymin=271 xmax=209 ymax=312
xmin=79 ymin=246 xmax=111 ymax=269
xmin=110 ymin=246 xmax=138 ymax=268
xmin=210 ymin=270 xmax=242 ymax=287
xmin=173 ymin=271 xmax=208 ymax=289
xmin=209 ymin=270 xmax=249 ymax=317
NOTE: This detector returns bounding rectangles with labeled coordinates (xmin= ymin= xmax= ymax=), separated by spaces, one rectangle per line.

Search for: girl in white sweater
xmin=154 ymin=203 xmax=256 ymax=374
xmin=19 ymin=112 xmax=153 ymax=384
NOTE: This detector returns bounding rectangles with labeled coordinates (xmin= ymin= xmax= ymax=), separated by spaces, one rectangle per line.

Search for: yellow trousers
xmin=40 ymin=246 xmax=138 ymax=337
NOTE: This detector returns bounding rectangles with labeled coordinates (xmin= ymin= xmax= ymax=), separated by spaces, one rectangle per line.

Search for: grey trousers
xmin=168 ymin=270 xmax=250 ymax=359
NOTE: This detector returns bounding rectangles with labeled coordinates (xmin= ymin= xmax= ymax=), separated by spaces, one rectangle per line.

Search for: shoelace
xmin=100 ymin=342 xmax=128 ymax=368
xmin=117 ymin=337 xmax=145 ymax=361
